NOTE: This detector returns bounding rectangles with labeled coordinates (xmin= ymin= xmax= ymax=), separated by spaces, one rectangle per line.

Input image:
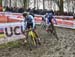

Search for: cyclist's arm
xmin=32 ymin=17 xmax=35 ymax=29
xmin=42 ymin=16 xmax=46 ymax=21
xmin=53 ymin=16 xmax=57 ymax=24
xmin=24 ymin=18 xmax=27 ymax=30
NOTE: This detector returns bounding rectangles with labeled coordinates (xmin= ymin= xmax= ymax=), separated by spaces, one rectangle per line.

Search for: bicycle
xmin=41 ymin=20 xmax=46 ymax=29
xmin=25 ymin=27 xmax=41 ymax=50
xmin=46 ymin=21 xmax=59 ymax=40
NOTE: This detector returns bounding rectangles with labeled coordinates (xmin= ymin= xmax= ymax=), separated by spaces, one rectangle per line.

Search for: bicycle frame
xmin=28 ymin=30 xmax=37 ymax=46
xmin=41 ymin=21 xmax=46 ymax=29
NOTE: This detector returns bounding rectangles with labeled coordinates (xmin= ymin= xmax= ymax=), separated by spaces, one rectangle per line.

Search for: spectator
xmin=73 ymin=13 xmax=75 ymax=19
xmin=18 ymin=7 xmax=24 ymax=13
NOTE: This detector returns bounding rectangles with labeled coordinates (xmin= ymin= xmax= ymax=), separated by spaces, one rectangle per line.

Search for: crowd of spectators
xmin=3 ymin=6 xmax=74 ymax=16
xmin=3 ymin=6 xmax=25 ymax=13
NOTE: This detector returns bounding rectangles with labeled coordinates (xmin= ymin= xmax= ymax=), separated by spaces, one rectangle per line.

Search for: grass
xmin=0 ymin=34 xmax=5 ymax=38
xmin=0 ymin=40 xmax=22 ymax=49
xmin=0 ymin=34 xmax=23 ymax=49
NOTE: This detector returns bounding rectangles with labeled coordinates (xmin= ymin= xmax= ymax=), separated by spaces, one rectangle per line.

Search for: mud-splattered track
xmin=0 ymin=26 xmax=75 ymax=57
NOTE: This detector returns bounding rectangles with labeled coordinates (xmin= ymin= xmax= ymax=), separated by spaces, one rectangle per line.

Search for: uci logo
xmin=4 ymin=26 xmax=25 ymax=37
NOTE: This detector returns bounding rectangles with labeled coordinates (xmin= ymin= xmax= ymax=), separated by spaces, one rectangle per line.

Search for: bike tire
xmin=27 ymin=35 xmax=33 ymax=50
xmin=50 ymin=22 xmax=59 ymax=40
xmin=28 ymin=31 xmax=37 ymax=48
xmin=29 ymin=31 xmax=41 ymax=47
xmin=52 ymin=29 xmax=59 ymax=40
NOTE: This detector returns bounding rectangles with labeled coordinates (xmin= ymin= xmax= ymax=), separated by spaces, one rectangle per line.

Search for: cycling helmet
xmin=23 ymin=12 xmax=29 ymax=17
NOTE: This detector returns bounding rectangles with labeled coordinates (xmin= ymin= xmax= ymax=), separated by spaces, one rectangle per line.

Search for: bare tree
xmin=43 ymin=0 xmax=45 ymax=9
xmin=37 ymin=0 xmax=39 ymax=9
xmin=23 ymin=0 xmax=28 ymax=9
xmin=9 ymin=0 xmax=11 ymax=7
xmin=34 ymin=0 xmax=36 ymax=8
xmin=54 ymin=0 xmax=64 ymax=14
xmin=3 ymin=0 xmax=8 ymax=6
xmin=0 ymin=0 xmax=2 ymax=6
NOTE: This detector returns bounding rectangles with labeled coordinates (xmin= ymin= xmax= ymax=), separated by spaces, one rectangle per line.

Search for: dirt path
xmin=0 ymin=26 xmax=75 ymax=57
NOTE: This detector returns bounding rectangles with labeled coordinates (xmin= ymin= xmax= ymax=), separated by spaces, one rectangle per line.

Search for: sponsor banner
xmin=54 ymin=16 xmax=73 ymax=20
xmin=1 ymin=12 xmax=75 ymax=44
xmin=0 ymin=12 xmax=75 ymax=28
xmin=34 ymin=16 xmax=42 ymax=24
xmin=0 ymin=22 xmax=25 ymax=44
xmin=0 ymin=21 xmax=75 ymax=44
xmin=0 ymin=16 xmax=8 ymax=23
xmin=0 ymin=12 xmax=23 ymax=23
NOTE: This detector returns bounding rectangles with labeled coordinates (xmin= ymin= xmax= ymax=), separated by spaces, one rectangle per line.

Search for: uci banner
xmin=0 ymin=21 xmax=75 ymax=44
xmin=0 ymin=22 xmax=25 ymax=44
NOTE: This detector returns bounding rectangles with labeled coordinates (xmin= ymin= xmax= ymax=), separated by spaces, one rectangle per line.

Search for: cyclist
xmin=22 ymin=12 xmax=40 ymax=44
xmin=45 ymin=10 xmax=57 ymax=32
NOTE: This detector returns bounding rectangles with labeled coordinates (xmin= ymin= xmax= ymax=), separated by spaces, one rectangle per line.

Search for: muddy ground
xmin=0 ymin=26 xmax=75 ymax=57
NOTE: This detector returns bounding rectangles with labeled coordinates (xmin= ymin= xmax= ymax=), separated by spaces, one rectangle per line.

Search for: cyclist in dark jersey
xmin=45 ymin=11 xmax=57 ymax=31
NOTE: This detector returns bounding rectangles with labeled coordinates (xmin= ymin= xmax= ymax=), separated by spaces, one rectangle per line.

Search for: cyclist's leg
xmin=50 ymin=21 xmax=59 ymax=40
xmin=50 ymin=21 xmax=54 ymax=30
xmin=24 ymin=23 xmax=31 ymax=42
xmin=50 ymin=21 xmax=56 ymax=33
xmin=46 ymin=22 xmax=51 ymax=32
xmin=46 ymin=19 xmax=50 ymax=31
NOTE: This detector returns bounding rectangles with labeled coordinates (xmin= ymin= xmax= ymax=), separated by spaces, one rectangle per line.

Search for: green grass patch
xmin=0 ymin=34 xmax=5 ymax=38
xmin=0 ymin=44 xmax=7 ymax=49
xmin=0 ymin=40 xmax=22 ymax=49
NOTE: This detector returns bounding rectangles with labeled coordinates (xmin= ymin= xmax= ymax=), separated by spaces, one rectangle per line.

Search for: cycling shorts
xmin=26 ymin=23 xmax=33 ymax=29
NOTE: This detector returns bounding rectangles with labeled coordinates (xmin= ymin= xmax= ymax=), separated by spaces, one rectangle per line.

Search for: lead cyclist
xmin=23 ymin=12 xmax=41 ymax=44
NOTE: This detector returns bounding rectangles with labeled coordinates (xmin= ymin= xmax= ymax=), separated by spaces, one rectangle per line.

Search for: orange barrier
xmin=0 ymin=16 xmax=22 ymax=23
xmin=0 ymin=16 xmax=7 ymax=23
xmin=0 ymin=12 xmax=74 ymax=23
xmin=7 ymin=18 xmax=22 ymax=23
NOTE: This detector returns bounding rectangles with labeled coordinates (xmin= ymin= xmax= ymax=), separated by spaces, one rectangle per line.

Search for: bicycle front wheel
xmin=28 ymin=31 xmax=37 ymax=47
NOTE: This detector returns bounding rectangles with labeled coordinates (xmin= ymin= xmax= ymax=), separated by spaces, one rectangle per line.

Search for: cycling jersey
xmin=24 ymin=15 xmax=35 ymax=29
xmin=45 ymin=13 xmax=57 ymax=24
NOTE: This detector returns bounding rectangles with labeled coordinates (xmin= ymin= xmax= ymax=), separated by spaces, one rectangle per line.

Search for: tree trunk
xmin=59 ymin=0 xmax=63 ymax=13
xmin=54 ymin=0 xmax=64 ymax=14
xmin=0 ymin=0 xmax=2 ymax=11
xmin=58 ymin=0 xmax=63 ymax=14
xmin=9 ymin=0 xmax=11 ymax=7
xmin=23 ymin=0 xmax=28 ymax=9
xmin=37 ymin=0 xmax=39 ymax=9
xmin=0 ymin=0 xmax=2 ymax=6
xmin=43 ymin=0 xmax=45 ymax=9
xmin=34 ymin=0 xmax=36 ymax=8
xmin=27 ymin=0 xmax=29 ymax=8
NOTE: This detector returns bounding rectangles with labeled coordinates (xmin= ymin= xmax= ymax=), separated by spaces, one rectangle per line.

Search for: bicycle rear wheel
xmin=52 ymin=29 xmax=59 ymax=40
xmin=49 ymin=22 xmax=59 ymax=40
xmin=27 ymin=35 xmax=36 ymax=50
